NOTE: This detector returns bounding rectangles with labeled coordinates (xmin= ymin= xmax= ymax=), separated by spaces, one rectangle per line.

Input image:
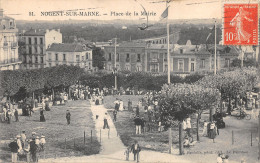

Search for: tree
xmin=158 ymin=83 xmax=197 ymax=155
xmin=92 ymin=46 xmax=106 ymax=69
xmin=196 ymin=68 xmax=258 ymax=114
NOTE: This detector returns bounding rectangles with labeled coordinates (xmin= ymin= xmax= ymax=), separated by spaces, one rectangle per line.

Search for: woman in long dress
xmin=119 ymin=100 xmax=124 ymax=111
xmin=208 ymin=122 xmax=217 ymax=142
xmin=40 ymin=108 xmax=46 ymax=122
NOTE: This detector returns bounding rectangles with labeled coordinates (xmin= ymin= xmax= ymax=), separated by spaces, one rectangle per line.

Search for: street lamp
xmin=114 ymin=37 xmax=117 ymax=91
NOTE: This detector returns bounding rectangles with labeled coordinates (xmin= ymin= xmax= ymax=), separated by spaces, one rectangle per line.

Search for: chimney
xmin=57 ymin=29 xmax=60 ymax=32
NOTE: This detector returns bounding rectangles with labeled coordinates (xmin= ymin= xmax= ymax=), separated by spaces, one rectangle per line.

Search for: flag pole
xmin=167 ymin=2 xmax=170 ymax=84
xmin=166 ymin=1 xmax=172 ymax=155
xmin=114 ymin=37 xmax=117 ymax=90
xmin=214 ymin=20 xmax=217 ymax=75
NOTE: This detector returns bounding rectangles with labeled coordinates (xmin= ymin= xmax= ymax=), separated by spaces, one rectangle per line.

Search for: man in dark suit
xmin=134 ymin=116 xmax=142 ymax=135
xmin=131 ymin=140 xmax=141 ymax=162
xmin=66 ymin=110 xmax=71 ymax=125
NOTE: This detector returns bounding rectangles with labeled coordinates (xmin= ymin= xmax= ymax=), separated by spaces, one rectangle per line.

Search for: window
xmin=126 ymin=53 xmax=130 ymax=62
xmin=48 ymin=53 xmax=52 ymax=61
xmin=55 ymin=53 xmax=58 ymax=61
xmin=225 ymin=58 xmax=230 ymax=68
xmin=35 ymin=56 xmax=38 ymax=63
xmin=125 ymin=64 xmax=130 ymax=70
xmin=86 ymin=53 xmax=88 ymax=59
xmin=53 ymin=37 xmax=56 ymax=40
xmin=164 ymin=65 xmax=168 ymax=72
xmin=28 ymin=37 xmax=31 ymax=44
xmin=34 ymin=37 xmax=37 ymax=44
xmin=89 ymin=62 xmax=91 ymax=69
xmin=108 ymin=53 xmax=112 ymax=61
xmin=35 ymin=46 xmax=37 ymax=54
xmin=178 ymin=59 xmax=184 ymax=72
xmin=116 ymin=53 xmax=119 ymax=62
xmin=40 ymin=57 xmax=43 ymax=63
xmin=137 ymin=54 xmax=141 ymax=62
xmin=63 ymin=54 xmax=66 ymax=61
xmin=40 ymin=38 xmax=43 ymax=44
xmin=40 ymin=47 xmax=43 ymax=54
xmin=108 ymin=64 xmax=112 ymax=71
xmin=180 ymin=49 xmax=183 ymax=54
xmin=200 ymin=59 xmax=205 ymax=68
xmin=76 ymin=55 xmax=80 ymax=62
xmin=29 ymin=47 xmax=32 ymax=54
xmin=10 ymin=21 xmax=13 ymax=27
xmin=82 ymin=56 xmax=84 ymax=61
xmin=136 ymin=65 xmax=142 ymax=71
xmin=191 ymin=63 xmax=195 ymax=72
xmin=164 ymin=53 xmax=167 ymax=62
xmin=151 ymin=64 xmax=159 ymax=72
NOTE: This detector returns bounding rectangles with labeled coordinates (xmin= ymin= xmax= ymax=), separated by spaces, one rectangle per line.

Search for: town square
xmin=0 ymin=0 xmax=260 ymax=163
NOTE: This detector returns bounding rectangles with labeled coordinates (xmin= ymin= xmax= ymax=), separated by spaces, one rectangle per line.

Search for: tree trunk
xmin=179 ymin=121 xmax=184 ymax=155
xmin=169 ymin=127 xmax=172 ymax=154
xmin=227 ymin=96 xmax=231 ymax=115
xmin=235 ymin=96 xmax=238 ymax=108
xmin=220 ymin=98 xmax=223 ymax=113
xmin=32 ymin=92 xmax=35 ymax=108
xmin=68 ymin=87 xmax=71 ymax=100
xmin=209 ymin=107 xmax=213 ymax=122
xmin=197 ymin=113 xmax=201 ymax=141
xmin=52 ymin=88 xmax=55 ymax=102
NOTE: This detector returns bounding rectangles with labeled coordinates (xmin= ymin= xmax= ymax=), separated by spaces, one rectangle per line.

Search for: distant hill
xmin=16 ymin=18 xmax=222 ymax=44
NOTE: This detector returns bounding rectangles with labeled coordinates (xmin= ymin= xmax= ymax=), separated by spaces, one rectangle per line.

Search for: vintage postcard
xmin=0 ymin=0 xmax=260 ymax=163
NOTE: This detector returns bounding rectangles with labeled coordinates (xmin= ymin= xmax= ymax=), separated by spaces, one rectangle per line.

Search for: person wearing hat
xmin=21 ymin=131 xmax=26 ymax=148
xmin=103 ymin=113 xmax=109 ymax=129
xmin=16 ymin=135 xmax=22 ymax=153
xmin=9 ymin=137 xmax=19 ymax=162
xmin=31 ymin=132 xmax=36 ymax=139
xmin=35 ymin=136 xmax=40 ymax=147
xmin=134 ymin=116 xmax=142 ymax=135
xmin=24 ymin=139 xmax=31 ymax=162
xmin=66 ymin=110 xmax=71 ymax=125
xmin=30 ymin=138 xmax=38 ymax=162
xmin=14 ymin=109 xmax=19 ymax=122
xmin=131 ymin=140 xmax=141 ymax=162
xmin=40 ymin=135 xmax=46 ymax=151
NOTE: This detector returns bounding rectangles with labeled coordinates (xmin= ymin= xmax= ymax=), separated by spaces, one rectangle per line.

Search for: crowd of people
xmin=8 ymin=131 xmax=46 ymax=162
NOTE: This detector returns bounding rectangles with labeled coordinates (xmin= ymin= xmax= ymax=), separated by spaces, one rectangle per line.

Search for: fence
xmin=0 ymin=130 xmax=100 ymax=162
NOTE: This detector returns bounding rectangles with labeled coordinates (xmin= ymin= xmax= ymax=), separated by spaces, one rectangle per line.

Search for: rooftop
xmin=47 ymin=43 xmax=91 ymax=52
xmin=23 ymin=29 xmax=46 ymax=36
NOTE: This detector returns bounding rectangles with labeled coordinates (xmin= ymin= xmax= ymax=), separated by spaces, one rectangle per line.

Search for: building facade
xmin=21 ymin=29 xmax=62 ymax=69
xmin=103 ymin=42 xmax=240 ymax=75
xmin=0 ymin=7 xmax=21 ymax=71
xmin=103 ymin=42 xmax=147 ymax=72
xmin=46 ymin=43 xmax=93 ymax=70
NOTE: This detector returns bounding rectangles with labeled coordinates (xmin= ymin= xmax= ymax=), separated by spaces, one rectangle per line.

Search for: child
xmin=202 ymin=120 xmax=208 ymax=136
xmin=124 ymin=146 xmax=131 ymax=161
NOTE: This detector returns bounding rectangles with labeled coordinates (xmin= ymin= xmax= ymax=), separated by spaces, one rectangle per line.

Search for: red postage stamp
xmin=223 ymin=3 xmax=258 ymax=45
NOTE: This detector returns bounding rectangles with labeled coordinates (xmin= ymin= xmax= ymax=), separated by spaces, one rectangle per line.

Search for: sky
xmin=0 ymin=0 xmax=228 ymax=21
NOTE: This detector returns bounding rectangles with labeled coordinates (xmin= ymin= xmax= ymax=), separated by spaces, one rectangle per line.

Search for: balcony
xmin=0 ymin=58 xmax=22 ymax=65
xmin=150 ymin=58 xmax=158 ymax=62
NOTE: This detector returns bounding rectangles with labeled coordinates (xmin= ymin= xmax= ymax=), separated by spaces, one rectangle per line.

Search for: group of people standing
xmin=8 ymin=131 xmax=46 ymax=162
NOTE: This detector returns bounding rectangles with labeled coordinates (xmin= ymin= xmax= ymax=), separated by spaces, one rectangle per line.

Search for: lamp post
xmin=114 ymin=37 xmax=117 ymax=91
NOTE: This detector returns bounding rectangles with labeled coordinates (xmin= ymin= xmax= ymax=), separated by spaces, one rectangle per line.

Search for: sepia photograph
xmin=0 ymin=0 xmax=260 ymax=162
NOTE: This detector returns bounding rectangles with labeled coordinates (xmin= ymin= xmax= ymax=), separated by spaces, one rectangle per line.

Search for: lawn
xmin=0 ymin=100 xmax=100 ymax=162
xmin=104 ymin=95 xmax=259 ymax=163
